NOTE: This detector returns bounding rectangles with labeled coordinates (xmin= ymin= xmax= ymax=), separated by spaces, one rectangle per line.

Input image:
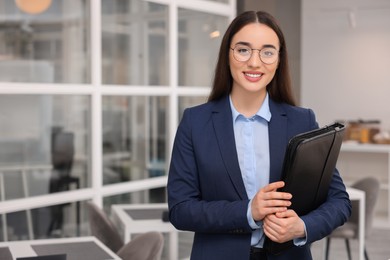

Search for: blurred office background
xmin=0 ymin=0 xmax=232 ymax=241
xmin=0 ymin=0 xmax=389 ymax=257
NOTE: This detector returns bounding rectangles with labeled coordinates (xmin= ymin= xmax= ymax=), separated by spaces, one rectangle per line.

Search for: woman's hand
xmin=251 ymin=181 xmax=292 ymax=221
xmin=263 ymin=209 xmax=306 ymax=243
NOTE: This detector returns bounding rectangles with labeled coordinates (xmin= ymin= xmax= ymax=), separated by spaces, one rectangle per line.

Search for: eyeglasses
xmin=230 ymin=44 xmax=279 ymax=64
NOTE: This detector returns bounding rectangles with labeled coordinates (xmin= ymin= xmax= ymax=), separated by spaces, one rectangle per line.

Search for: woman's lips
xmin=243 ymin=72 xmax=263 ymax=82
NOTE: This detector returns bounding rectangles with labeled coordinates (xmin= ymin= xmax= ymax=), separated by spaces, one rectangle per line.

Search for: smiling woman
xmin=228 ymin=23 xmax=280 ymax=115
xmin=167 ymin=10 xmax=351 ymax=260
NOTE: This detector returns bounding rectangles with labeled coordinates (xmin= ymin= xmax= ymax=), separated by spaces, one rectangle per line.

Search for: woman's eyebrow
xmin=233 ymin=41 xmax=278 ymax=49
xmin=234 ymin=41 xmax=251 ymax=47
xmin=234 ymin=42 xmax=252 ymax=47
xmin=262 ymin=44 xmax=278 ymax=49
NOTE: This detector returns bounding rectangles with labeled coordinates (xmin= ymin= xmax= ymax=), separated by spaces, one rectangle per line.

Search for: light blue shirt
xmin=230 ymin=94 xmax=271 ymax=247
xmin=230 ymin=94 xmax=307 ymax=248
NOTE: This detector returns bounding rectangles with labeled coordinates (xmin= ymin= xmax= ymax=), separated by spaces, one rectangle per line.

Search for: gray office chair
xmin=48 ymin=130 xmax=80 ymax=236
xmin=86 ymin=201 xmax=164 ymax=260
xmin=325 ymin=177 xmax=380 ymax=260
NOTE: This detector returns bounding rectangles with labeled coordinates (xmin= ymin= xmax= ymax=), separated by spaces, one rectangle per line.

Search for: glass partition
xmin=0 ymin=0 xmax=90 ymax=83
xmin=102 ymin=96 xmax=168 ymax=184
xmin=178 ymin=9 xmax=227 ymax=87
xmin=102 ymin=1 xmax=169 ymax=86
xmin=103 ymin=187 xmax=166 ymax=210
xmin=178 ymin=96 xmax=207 ymax=120
xmin=0 ymin=0 xmax=235 ymax=244
xmin=0 ymin=95 xmax=90 ymax=199
xmin=0 ymin=202 xmax=88 ymax=241
xmin=208 ymin=0 xmax=229 ymax=2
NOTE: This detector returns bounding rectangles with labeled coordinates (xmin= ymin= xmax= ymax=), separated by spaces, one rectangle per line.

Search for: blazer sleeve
xmin=298 ymin=110 xmax=352 ymax=244
xmin=302 ymin=167 xmax=351 ymax=243
xmin=167 ymin=108 xmax=252 ymax=234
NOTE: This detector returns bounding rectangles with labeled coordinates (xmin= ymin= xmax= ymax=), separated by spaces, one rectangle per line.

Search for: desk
xmin=0 ymin=236 xmax=120 ymax=260
xmin=346 ymin=187 xmax=366 ymax=260
xmin=111 ymin=203 xmax=179 ymax=260
xmin=340 ymin=142 xmax=390 ymax=227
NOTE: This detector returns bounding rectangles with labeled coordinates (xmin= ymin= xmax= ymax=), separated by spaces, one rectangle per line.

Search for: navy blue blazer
xmin=168 ymin=96 xmax=351 ymax=260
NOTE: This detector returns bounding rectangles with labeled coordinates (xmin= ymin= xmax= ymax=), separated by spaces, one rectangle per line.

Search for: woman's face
xmin=229 ymin=23 xmax=280 ymax=97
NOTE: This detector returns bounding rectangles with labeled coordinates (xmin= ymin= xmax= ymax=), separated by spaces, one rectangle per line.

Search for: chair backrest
xmin=51 ymin=131 xmax=74 ymax=171
xmin=116 ymin=231 xmax=164 ymax=260
xmin=350 ymin=177 xmax=380 ymax=237
xmin=86 ymin=201 xmax=124 ymax=253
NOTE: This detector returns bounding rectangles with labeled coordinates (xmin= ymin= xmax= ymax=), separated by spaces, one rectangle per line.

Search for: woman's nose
xmin=247 ymin=50 xmax=262 ymax=67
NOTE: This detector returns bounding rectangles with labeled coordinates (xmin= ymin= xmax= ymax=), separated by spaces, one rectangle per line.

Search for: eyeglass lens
xmin=232 ymin=45 xmax=278 ymax=64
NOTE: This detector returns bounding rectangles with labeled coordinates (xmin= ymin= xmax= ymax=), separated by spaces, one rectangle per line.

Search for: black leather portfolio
xmin=264 ymin=122 xmax=346 ymax=255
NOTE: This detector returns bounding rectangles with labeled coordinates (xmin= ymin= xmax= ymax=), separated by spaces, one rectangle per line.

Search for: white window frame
xmin=0 ymin=0 xmax=235 ymax=216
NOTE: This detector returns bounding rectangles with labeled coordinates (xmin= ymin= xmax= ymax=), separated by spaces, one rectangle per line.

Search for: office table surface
xmin=111 ymin=203 xmax=180 ymax=260
xmin=111 ymin=203 xmax=175 ymax=234
xmin=0 ymin=236 xmax=120 ymax=260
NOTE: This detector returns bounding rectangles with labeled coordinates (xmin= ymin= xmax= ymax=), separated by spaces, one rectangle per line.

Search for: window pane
xmin=0 ymin=95 xmax=90 ymax=200
xmin=102 ymin=1 xmax=169 ymax=86
xmin=103 ymin=188 xmax=166 ymax=208
xmin=0 ymin=0 xmax=90 ymax=83
xmin=208 ymin=0 xmax=229 ymax=3
xmin=0 ymin=202 xmax=89 ymax=241
xmin=178 ymin=9 xmax=228 ymax=87
xmin=179 ymin=96 xmax=207 ymax=120
xmin=102 ymin=96 xmax=168 ymax=184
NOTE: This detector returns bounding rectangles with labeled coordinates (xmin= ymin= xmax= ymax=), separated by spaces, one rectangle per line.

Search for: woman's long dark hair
xmin=208 ymin=11 xmax=296 ymax=106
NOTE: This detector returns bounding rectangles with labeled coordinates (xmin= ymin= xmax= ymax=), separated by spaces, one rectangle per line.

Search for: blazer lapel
xmin=268 ymin=99 xmax=289 ymax=183
xmin=211 ymin=97 xmax=248 ymax=200
xmin=210 ymin=97 xmax=289 ymax=197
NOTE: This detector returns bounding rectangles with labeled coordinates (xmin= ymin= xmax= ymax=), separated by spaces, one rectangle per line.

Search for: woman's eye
xmin=262 ymin=49 xmax=275 ymax=57
xmin=237 ymin=48 xmax=250 ymax=55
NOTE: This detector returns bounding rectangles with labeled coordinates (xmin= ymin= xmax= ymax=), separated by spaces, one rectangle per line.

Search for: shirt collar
xmin=229 ymin=93 xmax=272 ymax=122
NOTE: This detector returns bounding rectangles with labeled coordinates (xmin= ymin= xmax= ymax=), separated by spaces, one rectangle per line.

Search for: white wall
xmin=240 ymin=0 xmax=302 ymax=102
xmin=301 ymin=0 xmax=390 ymax=130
